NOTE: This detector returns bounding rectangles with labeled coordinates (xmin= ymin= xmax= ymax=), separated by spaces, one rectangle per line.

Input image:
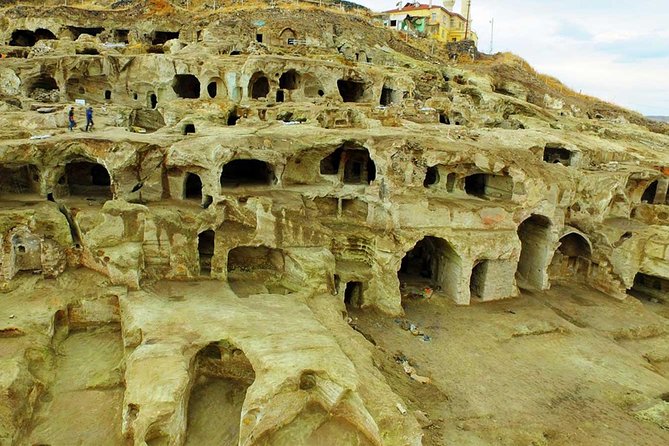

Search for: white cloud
xmin=353 ymin=0 xmax=669 ymax=115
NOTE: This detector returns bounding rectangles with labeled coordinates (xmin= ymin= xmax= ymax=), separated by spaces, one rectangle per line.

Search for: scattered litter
xmin=395 ymin=318 xmax=430 ymax=339
xmin=506 ymin=309 xmax=516 ymax=314
xmin=401 ymin=360 xmax=432 ymax=384
xmin=130 ymin=126 xmax=147 ymax=133
xmin=29 ymin=134 xmax=52 ymax=140
xmin=393 ymin=353 xmax=408 ymax=363
xmin=403 ymin=286 xmax=434 ymax=301
xmin=282 ymin=121 xmax=302 ymax=125
xmin=410 ymin=371 xmax=432 ymax=384
xmin=420 ymin=107 xmax=436 ymax=112
xmin=395 ymin=354 xmax=433 ymax=384
xmin=36 ymin=107 xmax=56 ymax=114
xmin=396 ymin=402 xmax=407 ymax=415
xmin=9 ymin=314 xmax=15 ymax=319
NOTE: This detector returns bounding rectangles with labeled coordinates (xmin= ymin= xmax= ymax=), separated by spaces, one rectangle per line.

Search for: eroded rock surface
xmin=1 ymin=1 xmax=669 ymax=445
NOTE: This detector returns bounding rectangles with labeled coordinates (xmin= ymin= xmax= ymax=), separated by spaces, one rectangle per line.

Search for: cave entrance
xmin=183 ymin=123 xmax=196 ymax=135
xmin=220 ymin=160 xmax=273 ymax=189
xmin=380 ymin=85 xmax=400 ymax=106
xmin=398 ymin=236 xmax=462 ymax=300
xmin=10 ymin=28 xmax=56 ymax=46
xmin=543 ymin=145 xmax=574 ymax=166
xmin=198 ymin=230 xmax=215 ymax=276
xmin=67 ymin=26 xmax=104 ymax=39
xmin=549 ymin=233 xmax=592 ymax=280
xmin=0 ymin=164 xmax=40 ymax=200
xmin=424 ymin=166 xmax=439 ymax=188
xmin=149 ymin=93 xmax=158 ymax=109
xmin=344 ymin=149 xmax=376 ymax=184
xmin=10 ymin=30 xmax=36 ymax=46
xmin=641 ymin=180 xmax=658 ymax=203
xmin=344 ymin=282 xmax=364 ymax=309
xmin=184 ymin=173 xmax=202 ymax=200
xmin=26 ymin=75 xmax=59 ymax=102
xmin=152 ymin=31 xmax=179 ymax=45
xmin=207 ymin=81 xmax=218 ymax=98
xmin=77 ymin=48 xmax=100 ymax=55
xmin=112 ymin=29 xmax=129 ymax=44
xmin=628 ymin=273 xmax=669 ymax=304
xmin=337 ymin=79 xmax=365 ymax=102
xmin=464 ymin=173 xmax=513 ymax=200
xmin=319 ymin=146 xmax=376 ymax=185
xmin=184 ymin=342 xmax=255 ymax=446
xmin=227 ymin=246 xmax=287 ymax=297
xmin=516 ymin=215 xmax=553 ymax=290
xmin=249 ymin=73 xmax=270 ymax=99
xmin=279 ymin=70 xmax=300 ymax=90
xmin=172 ymin=74 xmax=200 ymax=99
xmin=227 ymin=108 xmax=240 ymax=126
xmin=469 ymin=260 xmax=490 ymax=300
xmin=64 ymin=161 xmax=111 ymax=199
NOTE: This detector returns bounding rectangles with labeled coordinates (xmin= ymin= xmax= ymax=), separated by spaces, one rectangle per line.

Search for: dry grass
xmin=148 ymin=0 xmax=176 ymax=15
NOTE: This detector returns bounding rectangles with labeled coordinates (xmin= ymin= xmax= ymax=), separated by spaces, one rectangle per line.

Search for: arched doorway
xmin=63 ymin=161 xmax=111 ymax=199
xmin=549 ymin=232 xmax=592 ymax=280
xmin=184 ymin=342 xmax=255 ymax=445
xmin=319 ymin=146 xmax=376 ymax=185
xmin=279 ymin=28 xmax=297 ymax=45
xmin=398 ymin=236 xmax=462 ymax=300
xmin=198 ymin=230 xmax=215 ymax=276
xmin=641 ymin=180 xmax=658 ymax=203
xmin=184 ymin=173 xmax=202 ymax=200
xmin=172 ymin=74 xmax=200 ymax=99
xmin=249 ymin=73 xmax=270 ymax=99
xmin=516 ymin=215 xmax=553 ymax=289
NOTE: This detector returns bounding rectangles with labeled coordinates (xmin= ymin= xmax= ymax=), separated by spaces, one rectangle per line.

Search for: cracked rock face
xmin=0 ymin=1 xmax=669 ymax=445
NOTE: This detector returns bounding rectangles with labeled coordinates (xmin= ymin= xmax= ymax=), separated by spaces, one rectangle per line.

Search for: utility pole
xmin=464 ymin=0 xmax=471 ymax=40
xmin=489 ymin=18 xmax=494 ymax=53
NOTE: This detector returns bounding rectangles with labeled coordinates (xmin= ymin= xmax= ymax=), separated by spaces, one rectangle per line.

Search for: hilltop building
xmin=379 ymin=1 xmax=477 ymax=44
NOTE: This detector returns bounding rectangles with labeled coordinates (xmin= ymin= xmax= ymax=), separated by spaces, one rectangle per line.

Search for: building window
xmin=431 ymin=13 xmax=437 ymax=21
xmin=390 ymin=20 xmax=397 ymax=27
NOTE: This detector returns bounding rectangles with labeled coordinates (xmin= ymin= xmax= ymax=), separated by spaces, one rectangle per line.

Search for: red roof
xmin=382 ymin=3 xmax=466 ymax=21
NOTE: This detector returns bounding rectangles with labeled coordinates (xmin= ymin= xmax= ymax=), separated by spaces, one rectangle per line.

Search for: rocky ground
xmin=0 ymin=1 xmax=669 ymax=445
xmin=353 ymin=283 xmax=669 ymax=445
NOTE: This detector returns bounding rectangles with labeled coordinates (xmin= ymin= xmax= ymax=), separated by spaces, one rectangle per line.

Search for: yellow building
xmin=380 ymin=1 xmax=478 ymax=44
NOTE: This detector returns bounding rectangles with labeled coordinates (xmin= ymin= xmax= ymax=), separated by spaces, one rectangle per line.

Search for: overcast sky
xmin=353 ymin=0 xmax=669 ymax=115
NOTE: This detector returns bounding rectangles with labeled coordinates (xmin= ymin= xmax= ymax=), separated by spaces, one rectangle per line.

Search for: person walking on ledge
xmin=68 ymin=107 xmax=76 ymax=131
xmin=85 ymin=106 xmax=94 ymax=132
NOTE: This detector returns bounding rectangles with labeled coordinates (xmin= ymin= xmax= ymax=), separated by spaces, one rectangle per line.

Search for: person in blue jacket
xmin=85 ymin=106 xmax=94 ymax=132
